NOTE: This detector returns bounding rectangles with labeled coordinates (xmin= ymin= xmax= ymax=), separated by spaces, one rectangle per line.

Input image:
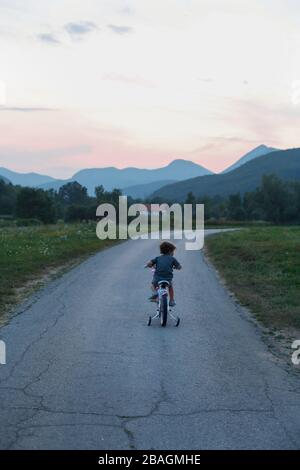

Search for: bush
xmin=16 ymin=187 xmax=56 ymax=223
xmin=16 ymin=218 xmax=43 ymax=227
xmin=65 ymin=204 xmax=97 ymax=222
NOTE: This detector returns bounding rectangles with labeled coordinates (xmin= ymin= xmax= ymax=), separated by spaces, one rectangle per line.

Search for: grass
xmin=0 ymin=222 xmax=118 ymax=317
xmin=205 ymin=226 xmax=300 ymax=330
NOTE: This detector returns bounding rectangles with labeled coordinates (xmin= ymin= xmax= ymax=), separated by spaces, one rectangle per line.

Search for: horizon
xmin=0 ymin=144 xmax=285 ymax=179
xmin=0 ymin=1 xmax=300 ymax=177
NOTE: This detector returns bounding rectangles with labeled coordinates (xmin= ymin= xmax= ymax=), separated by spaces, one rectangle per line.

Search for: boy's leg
xmin=149 ymin=282 xmax=158 ymax=301
xmin=169 ymin=283 xmax=176 ymax=306
xmin=169 ymin=285 xmax=174 ymax=301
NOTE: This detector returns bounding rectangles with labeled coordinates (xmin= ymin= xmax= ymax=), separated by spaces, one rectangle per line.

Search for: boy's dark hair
xmin=160 ymin=241 xmax=176 ymax=255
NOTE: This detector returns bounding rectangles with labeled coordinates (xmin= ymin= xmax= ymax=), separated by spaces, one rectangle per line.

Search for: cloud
xmin=0 ymin=106 xmax=57 ymax=112
xmin=102 ymin=73 xmax=154 ymax=88
xmin=64 ymin=21 xmax=98 ymax=38
xmin=37 ymin=21 xmax=98 ymax=46
xmin=108 ymin=24 xmax=133 ymax=35
xmin=36 ymin=33 xmax=60 ymax=45
xmin=198 ymin=78 xmax=214 ymax=83
xmin=0 ymin=145 xmax=92 ymax=167
xmin=120 ymin=6 xmax=135 ymax=15
xmin=0 ymin=0 xmax=25 ymax=12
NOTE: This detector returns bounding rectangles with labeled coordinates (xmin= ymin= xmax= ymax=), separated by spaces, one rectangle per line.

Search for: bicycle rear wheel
xmin=160 ymin=294 xmax=168 ymax=327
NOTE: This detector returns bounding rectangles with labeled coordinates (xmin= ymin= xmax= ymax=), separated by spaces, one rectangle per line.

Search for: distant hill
xmin=38 ymin=159 xmax=212 ymax=194
xmin=0 ymin=167 xmax=56 ymax=187
xmin=38 ymin=179 xmax=72 ymax=192
xmin=70 ymin=159 xmax=212 ymax=194
xmin=151 ymin=148 xmax=300 ymax=201
xmin=122 ymin=179 xmax=176 ymax=199
xmin=222 ymin=144 xmax=279 ymax=173
xmin=0 ymin=174 xmax=11 ymax=184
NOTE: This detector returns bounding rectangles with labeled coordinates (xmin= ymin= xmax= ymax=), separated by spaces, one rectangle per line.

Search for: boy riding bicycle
xmin=146 ymin=241 xmax=182 ymax=307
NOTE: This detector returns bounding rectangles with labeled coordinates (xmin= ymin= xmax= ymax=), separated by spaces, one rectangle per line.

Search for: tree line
xmin=183 ymin=175 xmax=300 ymax=224
xmin=0 ymin=174 xmax=299 ymax=225
xmin=0 ymin=181 xmax=126 ymax=224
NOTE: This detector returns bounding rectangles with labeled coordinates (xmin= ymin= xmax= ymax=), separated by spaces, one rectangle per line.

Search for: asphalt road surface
xmin=0 ymin=230 xmax=299 ymax=450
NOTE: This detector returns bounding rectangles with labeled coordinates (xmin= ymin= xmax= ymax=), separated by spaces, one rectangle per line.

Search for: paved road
xmin=0 ymin=230 xmax=299 ymax=450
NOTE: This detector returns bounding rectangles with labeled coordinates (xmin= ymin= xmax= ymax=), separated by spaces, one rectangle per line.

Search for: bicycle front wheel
xmin=160 ymin=294 xmax=168 ymax=327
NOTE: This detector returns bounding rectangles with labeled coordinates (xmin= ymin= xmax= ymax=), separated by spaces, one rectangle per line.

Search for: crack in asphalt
xmin=0 ymin=292 xmax=69 ymax=449
xmin=2 ymin=348 xmax=298 ymax=450
xmin=0 ymin=286 xmax=140 ymax=449
xmin=1 ymin=234 xmax=300 ymax=450
xmin=1 ymin=378 xmax=298 ymax=450
xmin=118 ymin=376 xmax=170 ymax=449
xmin=263 ymin=379 xmax=299 ymax=449
xmin=0 ymin=293 xmax=67 ymax=388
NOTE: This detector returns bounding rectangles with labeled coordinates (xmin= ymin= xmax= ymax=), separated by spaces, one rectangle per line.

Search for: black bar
xmin=0 ymin=450 xmax=299 ymax=466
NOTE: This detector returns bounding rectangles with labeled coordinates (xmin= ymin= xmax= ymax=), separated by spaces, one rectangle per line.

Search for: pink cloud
xmin=0 ymin=99 xmax=299 ymax=177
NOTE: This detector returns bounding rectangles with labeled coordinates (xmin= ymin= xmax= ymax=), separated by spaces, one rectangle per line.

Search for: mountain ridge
xmin=222 ymin=144 xmax=279 ymax=173
xmin=0 ymin=167 xmax=56 ymax=187
xmin=151 ymin=148 xmax=300 ymax=201
xmin=0 ymin=145 xmax=285 ymax=196
xmin=70 ymin=159 xmax=212 ymax=194
xmin=122 ymin=179 xmax=176 ymax=199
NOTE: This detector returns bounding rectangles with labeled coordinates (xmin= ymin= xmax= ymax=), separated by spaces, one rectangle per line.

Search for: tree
xmin=95 ymin=185 xmax=105 ymax=203
xmin=185 ymin=192 xmax=197 ymax=218
xmin=65 ymin=204 xmax=96 ymax=222
xmin=0 ymin=180 xmax=16 ymax=215
xmin=292 ymin=182 xmax=300 ymax=223
xmin=110 ymin=188 xmax=122 ymax=205
xmin=16 ymin=187 xmax=55 ymax=223
xmin=197 ymin=195 xmax=213 ymax=220
xmin=58 ymin=181 xmax=88 ymax=205
xmin=185 ymin=192 xmax=196 ymax=205
xmin=258 ymin=174 xmax=289 ymax=224
xmin=227 ymin=193 xmax=245 ymax=221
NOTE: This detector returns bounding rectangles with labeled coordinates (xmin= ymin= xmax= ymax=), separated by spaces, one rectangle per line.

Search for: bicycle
xmin=147 ymin=279 xmax=180 ymax=327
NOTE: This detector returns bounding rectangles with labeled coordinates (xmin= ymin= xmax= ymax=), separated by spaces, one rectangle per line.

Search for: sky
xmin=0 ymin=0 xmax=300 ymax=177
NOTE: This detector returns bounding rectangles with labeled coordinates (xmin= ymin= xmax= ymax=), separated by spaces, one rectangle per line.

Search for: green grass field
xmin=0 ymin=223 xmax=118 ymax=317
xmin=205 ymin=226 xmax=300 ymax=330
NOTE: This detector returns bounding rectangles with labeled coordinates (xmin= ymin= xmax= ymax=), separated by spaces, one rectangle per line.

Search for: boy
xmin=146 ymin=241 xmax=182 ymax=307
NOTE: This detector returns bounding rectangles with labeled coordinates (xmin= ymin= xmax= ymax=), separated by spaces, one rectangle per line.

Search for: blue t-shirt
xmin=151 ymin=255 xmax=181 ymax=281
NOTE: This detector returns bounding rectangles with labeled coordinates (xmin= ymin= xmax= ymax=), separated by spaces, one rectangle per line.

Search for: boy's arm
xmin=173 ymin=258 xmax=182 ymax=270
xmin=146 ymin=257 xmax=157 ymax=268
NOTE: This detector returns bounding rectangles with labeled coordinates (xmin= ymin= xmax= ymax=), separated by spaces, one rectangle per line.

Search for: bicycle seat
xmin=158 ymin=280 xmax=170 ymax=288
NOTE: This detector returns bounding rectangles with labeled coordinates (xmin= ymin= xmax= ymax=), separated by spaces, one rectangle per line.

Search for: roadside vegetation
xmin=183 ymin=175 xmax=300 ymax=225
xmin=1 ymin=173 xmax=300 ymax=226
xmin=0 ymin=223 xmax=118 ymax=318
xmin=205 ymin=226 xmax=300 ymax=330
xmin=0 ymin=178 xmax=126 ymax=224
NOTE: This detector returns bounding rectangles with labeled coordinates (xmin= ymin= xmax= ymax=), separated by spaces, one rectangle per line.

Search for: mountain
xmin=0 ymin=167 xmax=56 ymax=187
xmin=122 ymin=179 xmax=176 ymax=199
xmin=0 ymin=174 xmax=11 ymax=184
xmin=151 ymin=148 xmax=300 ymax=201
xmin=38 ymin=159 xmax=212 ymax=194
xmin=38 ymin=178 xmax=72 ymax=192
xmin=222 ymin=145 xmax=279 ymax=173
xmin=70 ymin=159 xmax=212 ymax=194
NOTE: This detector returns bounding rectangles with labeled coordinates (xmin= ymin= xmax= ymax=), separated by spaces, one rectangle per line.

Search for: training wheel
xmin=147 ymin=316 xmax=152 ymax=326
